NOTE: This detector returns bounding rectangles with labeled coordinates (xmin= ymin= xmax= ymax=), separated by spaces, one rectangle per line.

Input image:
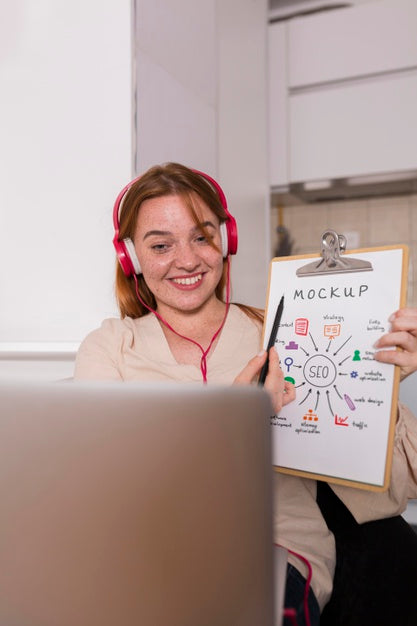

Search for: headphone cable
xmin=132 ymin=256 xmax=231 ymax=383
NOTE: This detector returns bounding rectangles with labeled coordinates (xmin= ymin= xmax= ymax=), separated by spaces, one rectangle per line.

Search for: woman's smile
xmin=170 ymin=273 xmax=203 ymax=287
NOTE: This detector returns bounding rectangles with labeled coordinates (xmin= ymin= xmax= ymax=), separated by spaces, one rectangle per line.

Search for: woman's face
xmin=133 ymin=193 xmax=224 ymax=316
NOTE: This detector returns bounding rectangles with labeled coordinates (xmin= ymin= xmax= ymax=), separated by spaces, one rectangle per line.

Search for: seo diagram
xmin=275 ymin=314 xmax=388 ymax=434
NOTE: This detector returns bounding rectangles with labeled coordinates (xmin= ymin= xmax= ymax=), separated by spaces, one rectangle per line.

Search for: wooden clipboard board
xmin=263 ymin=230 xmax=409 ymax=491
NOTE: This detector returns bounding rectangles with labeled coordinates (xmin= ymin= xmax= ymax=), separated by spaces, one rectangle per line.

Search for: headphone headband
xmin=112 ymin=167 xmax=238 ymax=276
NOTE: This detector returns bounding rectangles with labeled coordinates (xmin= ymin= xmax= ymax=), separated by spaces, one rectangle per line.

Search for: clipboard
xmin=263 ymin=230 xmax=409 ymax=491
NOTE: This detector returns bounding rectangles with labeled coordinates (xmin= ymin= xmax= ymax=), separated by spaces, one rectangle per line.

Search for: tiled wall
xmin=271 ymin=193 xmax=417 ymax=306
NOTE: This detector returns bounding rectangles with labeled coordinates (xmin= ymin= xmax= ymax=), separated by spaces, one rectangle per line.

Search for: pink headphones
xmin=112 ymin=169 xmax=238 ymax=276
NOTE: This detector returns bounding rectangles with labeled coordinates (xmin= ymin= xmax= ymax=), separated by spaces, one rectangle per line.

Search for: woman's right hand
xmin=233 ymin=347 xmax=295 ymax=414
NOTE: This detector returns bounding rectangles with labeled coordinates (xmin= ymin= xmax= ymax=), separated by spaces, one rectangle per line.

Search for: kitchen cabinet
xmin=288 ymin=0 xmax=417 ymax=88
xmin=268 ymin=0 xmax=417 ymax=187
xmin=290 ymin=71 xmax=417 ymax=182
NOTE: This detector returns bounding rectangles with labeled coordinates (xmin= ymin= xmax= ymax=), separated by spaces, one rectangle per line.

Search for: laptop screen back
xmin=0 ymin=381 xmax=274 ymax=626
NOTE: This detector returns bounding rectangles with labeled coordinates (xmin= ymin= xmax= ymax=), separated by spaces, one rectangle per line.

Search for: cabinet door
xmin=289 ymin=72 xmax=417 ymax=182
xmin=288 ymin=0 xmax=417 ymax=88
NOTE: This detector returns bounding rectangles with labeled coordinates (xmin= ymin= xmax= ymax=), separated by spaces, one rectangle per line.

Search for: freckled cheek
xmin=140 ymin=256 xmax=172 ymax=282
xmin=213 ymin=253 xmax=225 ymax=276
xmin=204 ymin=247 xmax=223 ymax=267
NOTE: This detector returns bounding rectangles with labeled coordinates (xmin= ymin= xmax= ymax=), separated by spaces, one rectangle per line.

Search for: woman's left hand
xmin=233 ymin=347 xmax=296 ymax=413
xmin=374 ymin=307 xmax=417 ymax=381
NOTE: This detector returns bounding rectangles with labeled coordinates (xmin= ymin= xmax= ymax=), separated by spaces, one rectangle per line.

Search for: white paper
xmin=264 ymin=248 xmax=405 ymax=488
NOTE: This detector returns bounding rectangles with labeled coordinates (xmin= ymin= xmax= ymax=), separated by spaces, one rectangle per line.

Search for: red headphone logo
xmin=112 ymin=169 xmax=238 ymax=276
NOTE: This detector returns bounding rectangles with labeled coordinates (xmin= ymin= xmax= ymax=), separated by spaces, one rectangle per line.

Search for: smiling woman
xmin=75 ymin=162 xmax=291 ymax=402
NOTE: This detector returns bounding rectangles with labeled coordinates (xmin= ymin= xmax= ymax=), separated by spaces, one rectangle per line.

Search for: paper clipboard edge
xmin=267 ymin=244 xmax=409 ymax=492
xmin=381 ymin=243 xmax=409 ymax=491
xmin=272 ymin=465 xmax=388 ymax=492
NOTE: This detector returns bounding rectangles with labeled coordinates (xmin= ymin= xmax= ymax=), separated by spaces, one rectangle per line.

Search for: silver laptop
xmin=0 ymin=380 xmax=276 ymax=626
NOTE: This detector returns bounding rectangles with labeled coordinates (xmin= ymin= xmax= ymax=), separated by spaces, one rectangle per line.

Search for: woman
xmin=75 ymin=163 xmax=417 ymax=625
xmin=76 ymin=162 xmax=294 ymax=400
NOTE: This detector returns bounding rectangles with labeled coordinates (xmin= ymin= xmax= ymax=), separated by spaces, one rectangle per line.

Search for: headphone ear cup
xmin=123 ymin=238 xmax=142 ymax=274
xmin=225 ymin=214 xmax=238 ymax=256
xmin=219 ymin=216 xmax=238 ymax=257
xmin=219 ymin=223 xmax=229 ymax=257
xmin=113 ymin=236 xmax=142 ymax=275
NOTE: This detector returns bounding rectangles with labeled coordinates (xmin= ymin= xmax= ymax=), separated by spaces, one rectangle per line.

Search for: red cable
xmin=283 ymin=608 xmax=298 ymax=626
xmin=133 ymin=256 xmax=231 ymax=383
xmin=276 ymin=543 xmax=313 ymax=626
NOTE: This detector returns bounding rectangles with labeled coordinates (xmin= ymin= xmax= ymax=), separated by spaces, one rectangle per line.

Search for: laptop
xmin=0 ymin=380 xmax=277 ymax=626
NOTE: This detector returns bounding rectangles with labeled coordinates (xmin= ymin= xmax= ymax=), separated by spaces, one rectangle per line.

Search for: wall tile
xmin=328 ymin=199 xmax=369 ymax=249
xmin=409 ymin=194 xmax=417 ymax=242
xmin=408 ymin=243 xmax=417 ymax=307
xmin=281 ymin=204 xmax=330 ymax=255
xmin=368 ymin=196 xmax=410 ymax=245
xmin=270 ymin=205 xmax=279 ymax=254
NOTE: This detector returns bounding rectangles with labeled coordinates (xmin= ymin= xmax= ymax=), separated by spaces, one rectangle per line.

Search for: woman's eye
xmin=151 ymin=243 xmax=169 ymax=252
xmin=196 ymin=233 xmax=213 ymax=244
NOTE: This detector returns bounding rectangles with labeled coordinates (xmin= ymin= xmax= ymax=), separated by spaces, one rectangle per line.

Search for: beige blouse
xmin=75 ymin=304 xmax=417 ymax=610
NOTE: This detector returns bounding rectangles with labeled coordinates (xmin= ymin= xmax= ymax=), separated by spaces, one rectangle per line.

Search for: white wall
xmin=0 ymin=0 xmax=132 ymax=347
xmin=135 ymin=0 xmax=270 ymax=308
xmin=134 ymin=0 xmax=217 ymax=175
xmin=217 ymin=0 xmax=270 ymax=308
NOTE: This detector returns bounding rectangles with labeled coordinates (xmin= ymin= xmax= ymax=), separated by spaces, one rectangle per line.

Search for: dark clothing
xmin=284 ymin=563 xmax=320 ymax=626
xmin=317 ymin=480 xmax=417 ymax=626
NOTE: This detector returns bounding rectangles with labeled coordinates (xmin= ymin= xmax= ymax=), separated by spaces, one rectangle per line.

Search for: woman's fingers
xmin=232 ymin=348 xmax=295 ymax=414
xmin=282 ymin=380 xmax=296 ymax=406
xmin=233 ymin=350 xmax=267 ymax=385
xmin=264 ymin=348 xmax=295 ymax=413
xmin=374 ymin=308 xmax=417 ymax=380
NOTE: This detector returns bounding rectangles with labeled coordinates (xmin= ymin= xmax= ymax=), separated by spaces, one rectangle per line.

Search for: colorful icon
xmin=303 ymin=409 xmax=318 ymax=422
xmin=295 ymin=318 xmax=309 ymax=336
xmin=335 ymin=414 xmax=349 ymax=426
xmin=284 ymin=356 xmax=294 ymax=372
xmin=344 ymin=394 xmax=356 ymax=410
xmin=324 ymin=323 xmax=341 ymax=339
xmin=285 ymin=376 xmax=295 ymax=385
xmin=353 ymin=350 xmax=361 ymax=361
xmin=285 ymin=340 xmax=298 ymax=350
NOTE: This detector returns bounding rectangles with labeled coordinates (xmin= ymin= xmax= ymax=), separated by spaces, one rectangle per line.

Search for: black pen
xmin=258 ymin=295 xmax=284 ymax=386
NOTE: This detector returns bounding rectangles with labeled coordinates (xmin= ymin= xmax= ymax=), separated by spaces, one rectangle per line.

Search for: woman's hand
xmin=233 ymin=347 xmax=296 ymax=413
xmin=374 ymin=307 xmax=417 ymax=381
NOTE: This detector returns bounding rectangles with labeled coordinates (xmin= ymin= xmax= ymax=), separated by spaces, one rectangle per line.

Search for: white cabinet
xmin=290 ymin=72 xmax=417 ymax=182
xmin=268 ymin=0 xmax=417 ymax=187
xmin=288 ymin=0 xmax=417 ymax=88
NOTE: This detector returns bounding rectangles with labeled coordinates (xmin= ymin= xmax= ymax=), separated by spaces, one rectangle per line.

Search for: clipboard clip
xmin=296 ymin=230 xmax=373 ymax=277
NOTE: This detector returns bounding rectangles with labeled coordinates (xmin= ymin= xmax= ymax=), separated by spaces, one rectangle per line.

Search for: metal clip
xmin=296 ymin=230 xmax=373 ymax=277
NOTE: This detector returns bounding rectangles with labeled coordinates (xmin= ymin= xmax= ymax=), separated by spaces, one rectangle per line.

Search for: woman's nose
xmin=175 ymin=242 xmax=201 ymax=270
